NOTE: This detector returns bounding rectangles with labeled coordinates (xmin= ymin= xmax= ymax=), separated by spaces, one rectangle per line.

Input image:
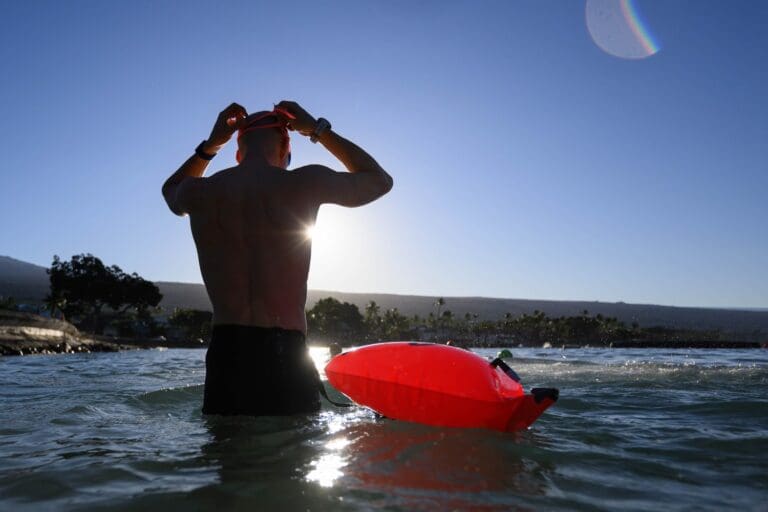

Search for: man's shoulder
xmin=206 ymin=166 xmax=239 ymax=180
xmin=290 ymin=164 xmax=332 ymax=176
xmin=288 ymin=165 xmax=339 ymax=186
xmin=196 ymin=167 xmax=246 ymax=193
xmin=177 ymin=167 xmax=236 ymax=210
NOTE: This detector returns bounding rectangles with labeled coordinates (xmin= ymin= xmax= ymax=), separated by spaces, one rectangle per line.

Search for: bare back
xmin=188 ymin=166 xmax=319 ymax=332
xmin=164 ymin=116 xmax=393 ymax=333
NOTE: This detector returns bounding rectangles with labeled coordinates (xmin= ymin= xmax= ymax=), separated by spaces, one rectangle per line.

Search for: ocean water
xmin=1 ymin=346 xmax=766 ymax=511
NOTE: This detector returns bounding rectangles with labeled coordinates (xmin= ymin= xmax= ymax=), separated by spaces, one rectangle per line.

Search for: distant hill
xmin=0 ymin=256 xmax=50 ymax=301
xmin=155 ymin=281 xmax=212 ymax=311
xmin=2 ymin=255 xmax=767 ymax=334
xmin=302 ymin=291 xmax=768 ymax=334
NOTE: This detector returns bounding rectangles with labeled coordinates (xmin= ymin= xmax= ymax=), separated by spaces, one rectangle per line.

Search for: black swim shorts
xmin=202 ymin=324 xmax=321 ymax=416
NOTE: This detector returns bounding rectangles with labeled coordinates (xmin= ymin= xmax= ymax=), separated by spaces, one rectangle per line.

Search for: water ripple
xmin=0 ymin=347 xmax=766 ymax=511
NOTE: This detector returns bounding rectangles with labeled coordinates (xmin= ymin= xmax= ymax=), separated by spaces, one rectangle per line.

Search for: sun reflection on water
xmin=308 ymin=345 xmax=329 ymax=376
xmin=306 ymin=436 xmax=351 ymax=488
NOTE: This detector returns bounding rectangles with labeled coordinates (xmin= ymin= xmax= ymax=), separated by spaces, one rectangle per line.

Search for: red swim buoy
xmin=325 ymin=342 xmax=558 ymax=432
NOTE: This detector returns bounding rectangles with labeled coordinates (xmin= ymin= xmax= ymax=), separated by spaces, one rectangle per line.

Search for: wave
xmin=135 ymin=385 xmax=204 ymax=406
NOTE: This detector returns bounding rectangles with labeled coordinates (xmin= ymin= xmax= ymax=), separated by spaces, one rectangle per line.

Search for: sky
xmin=1 ymin=0 xmax=766 ymax=308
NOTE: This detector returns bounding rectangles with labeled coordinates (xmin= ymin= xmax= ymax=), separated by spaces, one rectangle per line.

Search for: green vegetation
xmin=306 ymin=297 xmax=734 ymax=347
xmin=0 ymin=296 xmax=18 ymax=311
xmin=305 ymin=298 xmax=417 ymax=343
xmin=47 ymin=254 xmax=162 ymax=334
xmin=3 ymin=254 xmax=753 ymax=347
xmin=307 ymin=297 xmax=365 ymax=341
xmin=168 ymin=308 xmax=213 ymax=341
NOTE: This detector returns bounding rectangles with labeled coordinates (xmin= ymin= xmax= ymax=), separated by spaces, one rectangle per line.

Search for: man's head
xmin=236 ymin=110 xmax=291 ymax=168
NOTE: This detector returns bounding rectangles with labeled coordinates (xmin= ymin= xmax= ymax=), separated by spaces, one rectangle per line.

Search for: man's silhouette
xmin=162 ymin=101 xmax=392 ymax=415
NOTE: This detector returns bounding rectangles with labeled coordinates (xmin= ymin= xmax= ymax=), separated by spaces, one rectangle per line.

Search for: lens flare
xmin=586 ymin=0 xmax=661 ymax=60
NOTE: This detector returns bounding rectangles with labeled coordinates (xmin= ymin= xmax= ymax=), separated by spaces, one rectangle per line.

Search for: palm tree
xmin=364 ymin=301 xmax=381 ymax=323
xmin=434 ymin=297 xmax=445 ymax=319
xmin=441 ymin=310 xmax=454 ymax=329
xmin=434 ymin=297 xmax=446 ymax=333
xmin=502 ymin=312 xmax=513 ymax=334
xmin=364 ymin=301 xmax=382 ymax=340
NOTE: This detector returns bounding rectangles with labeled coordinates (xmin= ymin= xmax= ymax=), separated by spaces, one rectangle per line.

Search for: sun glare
xmin=305 ymin=208 xmax=366 ymax=291
xmin=304 ymin=221 xmax=343 ymax=248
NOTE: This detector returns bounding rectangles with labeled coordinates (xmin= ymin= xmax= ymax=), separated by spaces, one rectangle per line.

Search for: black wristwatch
xmin=310 ymin=118 xmax=331 ymax=143
xmin=195 ymin=140 xmax=216 ymax=161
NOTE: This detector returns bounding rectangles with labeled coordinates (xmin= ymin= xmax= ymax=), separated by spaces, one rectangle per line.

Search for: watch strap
xmin=195 ymin=140 xmax=216 ymax=160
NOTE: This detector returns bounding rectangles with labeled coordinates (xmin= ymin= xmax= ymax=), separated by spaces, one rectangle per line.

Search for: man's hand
xmin=206 ymin=102 xmax=248 ymax=151
xmin=275 ymin=100 xmax=317 ymax=136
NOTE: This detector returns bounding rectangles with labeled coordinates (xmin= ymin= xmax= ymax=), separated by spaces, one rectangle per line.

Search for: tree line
xmin=37 ymin=254 xmax=209 ymax=341
xmin=306 ymin=296 xmax=729 ymax=346
xmin=0 ymin=253 xmax=736 ymax=346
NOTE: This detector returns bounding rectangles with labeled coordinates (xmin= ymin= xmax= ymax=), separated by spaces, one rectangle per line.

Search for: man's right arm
xmin=161 ymin=103 xmax=248 ymax=216
xmin=277 ymin=101 xmax=393 ymax=207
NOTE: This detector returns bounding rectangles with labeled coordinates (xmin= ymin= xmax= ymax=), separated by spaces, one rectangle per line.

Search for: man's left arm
xmin=162 ymin=102 xmax=247 ymax=216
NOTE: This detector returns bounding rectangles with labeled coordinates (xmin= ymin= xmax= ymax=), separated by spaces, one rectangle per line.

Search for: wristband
xmin=310 ymin=118 xmax=331 ymax=143
xmin=195 ymin=140 xmax=216 ymax=161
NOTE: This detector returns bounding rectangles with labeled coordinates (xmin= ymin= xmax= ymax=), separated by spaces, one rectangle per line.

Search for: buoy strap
xmin=317 ymin=381 xmax=354 ymax=408
xmin=490 ymin=358 xmax=521 ymax=383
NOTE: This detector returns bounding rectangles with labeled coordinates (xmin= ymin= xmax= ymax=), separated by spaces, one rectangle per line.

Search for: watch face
xmin=314 ymin=119 xmax=329 ymax=136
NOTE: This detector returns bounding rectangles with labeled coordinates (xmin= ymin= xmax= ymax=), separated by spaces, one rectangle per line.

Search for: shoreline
xmin=3 ymin=339 xmax=763 ymax=358
xmin=0 ymin=310 xmax=208 ymax=356
xmin=0 ymin=334 xmax=210 ymax=356
xmin=0 ymin=336 xmax=212 ymax=356
xmin=0 ymin=336 xmax=135 ymax=356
